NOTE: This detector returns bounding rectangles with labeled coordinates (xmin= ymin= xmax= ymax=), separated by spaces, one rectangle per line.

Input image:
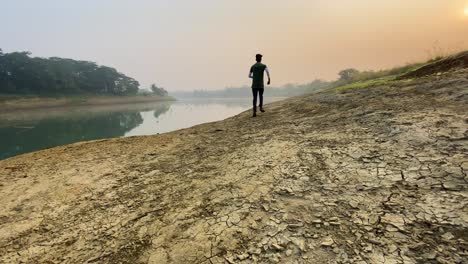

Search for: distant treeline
xmin=172 ymin=80 xmax=331 ymax=98
xmin=0 ymin=49 xmax=140 ymax=96
xmin=172 ymin=62 xmax=424 ymax=99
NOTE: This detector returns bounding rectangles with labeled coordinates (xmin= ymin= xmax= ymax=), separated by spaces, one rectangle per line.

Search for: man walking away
xmin=249 ymin=54 xmax=271 ymax=117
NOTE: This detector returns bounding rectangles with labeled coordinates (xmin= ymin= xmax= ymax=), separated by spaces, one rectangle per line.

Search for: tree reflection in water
xmin=153 ymin=103 xmax=171 ymax=118
xmin=0 ymin=102 xmax=172 ymax=160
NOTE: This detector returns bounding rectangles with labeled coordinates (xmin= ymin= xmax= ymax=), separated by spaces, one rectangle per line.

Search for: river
xmin=0 ymin=98 xmax=285 ymax=160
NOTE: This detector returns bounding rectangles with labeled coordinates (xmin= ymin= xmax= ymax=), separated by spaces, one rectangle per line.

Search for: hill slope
xmin=0 ymin=64 xmax=467 ymax=263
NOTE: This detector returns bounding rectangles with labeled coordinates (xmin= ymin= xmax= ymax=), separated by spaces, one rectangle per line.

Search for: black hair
xmin=256 ymin=54 xmax=263 ymax=62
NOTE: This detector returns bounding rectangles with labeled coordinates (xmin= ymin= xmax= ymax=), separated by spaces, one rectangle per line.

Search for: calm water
xmin=0 ymin=98 xmax=284 ymax=160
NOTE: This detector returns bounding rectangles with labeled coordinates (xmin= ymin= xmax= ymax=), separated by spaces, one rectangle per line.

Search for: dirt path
xmin=0 ymin=69 xmax=467 ymax=263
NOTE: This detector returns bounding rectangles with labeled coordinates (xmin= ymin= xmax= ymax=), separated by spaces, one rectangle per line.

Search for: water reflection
xmin=0 ymin=98 xmax=285 ymax=160
xmin=123 ymin=99 xmax=252 ymax=137
xmin=0 ymin=103 xmax=172 ymax=160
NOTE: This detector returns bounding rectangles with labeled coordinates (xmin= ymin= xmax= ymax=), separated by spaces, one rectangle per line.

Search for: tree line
xmin=171 ymin=79 xmax=331 ymax=98
xmin=0 ymin=49 xmax=140 ymax=96
xmin=172 ymin=63 xmax=422 ymax=99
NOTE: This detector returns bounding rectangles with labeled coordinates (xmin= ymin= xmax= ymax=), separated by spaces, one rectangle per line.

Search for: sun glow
xmin=464 ymin=7 xmax=468 ymax=16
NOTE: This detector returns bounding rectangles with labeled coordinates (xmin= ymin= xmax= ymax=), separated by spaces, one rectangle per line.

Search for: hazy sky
xmin=1 ymin=0 xmax=467 ymax=90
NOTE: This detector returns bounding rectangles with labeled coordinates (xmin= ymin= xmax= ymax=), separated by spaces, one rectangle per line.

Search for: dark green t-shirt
xmin=250 ymin=62 xmax=267 ymax=89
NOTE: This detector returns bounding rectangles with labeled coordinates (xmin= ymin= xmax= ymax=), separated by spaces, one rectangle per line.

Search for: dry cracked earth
xmin=0 ymin=68 xmax=467 ymax=263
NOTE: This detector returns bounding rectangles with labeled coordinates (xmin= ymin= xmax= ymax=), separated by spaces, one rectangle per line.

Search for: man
xmin=249 ymin=54 xmax=271 ymax=117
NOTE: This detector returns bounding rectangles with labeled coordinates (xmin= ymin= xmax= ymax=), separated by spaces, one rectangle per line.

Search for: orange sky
xmin=1 ymin=0 xmax=468 ymax=90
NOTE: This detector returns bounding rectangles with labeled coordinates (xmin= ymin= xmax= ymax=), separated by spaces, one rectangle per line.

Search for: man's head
xmin=256 ymin=54 xmax=263 ymax=62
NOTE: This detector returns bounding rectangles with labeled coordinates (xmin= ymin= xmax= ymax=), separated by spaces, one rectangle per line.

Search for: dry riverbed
xmin=0 ymin=68 xmax=467 ymax=263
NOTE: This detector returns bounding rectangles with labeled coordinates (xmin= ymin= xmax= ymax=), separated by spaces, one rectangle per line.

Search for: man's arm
xmin=248 ymin=67 xmax=253 ymax=79
xmin=265 ymin=67 xmax=271 ymax=85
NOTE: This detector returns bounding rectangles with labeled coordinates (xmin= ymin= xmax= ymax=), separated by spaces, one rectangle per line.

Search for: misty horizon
xmin=1 ymin=0 xmax=467 ymax=91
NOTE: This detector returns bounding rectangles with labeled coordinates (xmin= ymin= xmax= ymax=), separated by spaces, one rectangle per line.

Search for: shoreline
xmin=0 ymin=95 xmax=175 ymax=112
xmin=0 ymin=100 xmax=174 ymax=124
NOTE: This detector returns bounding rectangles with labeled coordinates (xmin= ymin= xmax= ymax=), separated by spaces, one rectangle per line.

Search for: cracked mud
xmin=0 ymin=69 xmax=467 ymax=263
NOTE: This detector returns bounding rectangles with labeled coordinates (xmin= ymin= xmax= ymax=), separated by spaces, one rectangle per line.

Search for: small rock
xmin=290 ymin=237 xmax=306 ymax=251
xmin=442 ymin=183 xmax=461 ymax=191
xmin=349 ymin=201 xmax=359 ymax=208
xmin=422 ymin=252 xmax=437 ymax=260
xmin=441 ymin=232 xmax=454 ymax=240
xmin=288 ymin=223 xmax=304 ymax=230
xmin=368 ymin=238 xmax=382 ymax=245
xmin=250 ymin=248 xmax=262 ymax=255
xmin=270 ymin=217 xmax=281 ymax=224
xmin=228 ymin=213 xmax=241 ymax=225
xmin=321 ymin=236 xmax=334 ymax=247
xmin=225 ymin=255 xmax=236 ymax=263
xmin=271 ymin=242 xmax=284 ymax=251
xmin=409 ymin=242 xmax=425 ymax=250
xmin=363 ymin=244 xmax=373 ymax=252
xmin=237 ymin=253 xmax=249 ymax=260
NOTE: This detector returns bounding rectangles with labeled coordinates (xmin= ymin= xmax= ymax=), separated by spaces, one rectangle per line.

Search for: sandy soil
xmin=0 ymin=68 xmax=467 ymax=263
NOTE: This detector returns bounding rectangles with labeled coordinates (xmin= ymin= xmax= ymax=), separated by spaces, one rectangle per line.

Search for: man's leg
xmin=252 ymin=88 xmax=258 ymax=117
xmin=259 ymin=88 xmax=265 ymax=112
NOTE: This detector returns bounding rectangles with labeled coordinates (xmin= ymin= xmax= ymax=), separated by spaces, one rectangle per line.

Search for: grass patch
xmin=350 ymin=63 xmax=424 ymax=83
xmin=326 ymin=62 xmax=427 ymax=93
xmin=333 ymin=77 xmax=394 ymax=93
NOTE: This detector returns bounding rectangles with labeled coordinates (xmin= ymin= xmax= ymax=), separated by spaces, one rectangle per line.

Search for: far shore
xmin=0 ymin=95 xmax=175 ymax=112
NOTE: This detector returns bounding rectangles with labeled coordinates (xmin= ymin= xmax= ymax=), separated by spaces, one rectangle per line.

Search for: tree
xmin=150 ymin=84 xmax=168 ymax=96
xmin=338 ymin=68 xmax=360 ymax=81
xmin=115 ymin=76 xmax=139 ymax=95
xmin=0 ymin=50 xmax=140 ymax=95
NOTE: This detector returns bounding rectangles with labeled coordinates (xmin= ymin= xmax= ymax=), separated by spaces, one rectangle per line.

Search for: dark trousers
xmin=252 ymin=88 xmax=264 ymax=112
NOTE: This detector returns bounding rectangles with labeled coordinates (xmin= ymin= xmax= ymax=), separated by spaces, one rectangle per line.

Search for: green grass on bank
xmin=328 ymin=61 xmax=428 ymax=93
xmin=326 ymin=50 xmax=465 ymax=93
xmin=334 ymin=77 xmax=393 ymax=92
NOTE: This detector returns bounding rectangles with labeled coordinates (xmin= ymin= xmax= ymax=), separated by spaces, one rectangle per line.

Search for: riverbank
xmin=0 ymin=95 xmax=175 ymax=112
xmin=0 ymin=100 xmax=174 ymax=124
xmin=0 ymin=64 xmax=467 ymax=263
